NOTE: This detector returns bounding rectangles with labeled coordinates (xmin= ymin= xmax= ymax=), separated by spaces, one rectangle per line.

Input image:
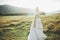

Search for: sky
xmin=0 ymin=0 xmax=60 ymax=14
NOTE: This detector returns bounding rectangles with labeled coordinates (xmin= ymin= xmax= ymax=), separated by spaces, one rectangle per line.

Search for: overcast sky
xmin=0 ymin=0 xmax=60 ymax=14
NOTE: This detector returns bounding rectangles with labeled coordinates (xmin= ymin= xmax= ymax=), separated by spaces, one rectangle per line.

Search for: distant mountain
xmin=46 ymin=10 xmax=60 ymax=15
xmin=50 ymin=10 xmax=60 ymax=13
xmin=0 ymin=5 xmax=34 ymax=16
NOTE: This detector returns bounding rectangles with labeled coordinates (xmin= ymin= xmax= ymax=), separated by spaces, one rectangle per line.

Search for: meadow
xmin=0 ymin=13 xmax=60 ymax=40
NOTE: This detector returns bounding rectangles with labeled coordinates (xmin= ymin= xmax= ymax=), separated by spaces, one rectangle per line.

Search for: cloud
xmin=0 ymin=0 xmax=7 ymax=4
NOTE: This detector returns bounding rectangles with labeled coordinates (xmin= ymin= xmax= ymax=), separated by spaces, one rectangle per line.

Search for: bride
xmin=28 ymin=7 xmax=47 ymax=40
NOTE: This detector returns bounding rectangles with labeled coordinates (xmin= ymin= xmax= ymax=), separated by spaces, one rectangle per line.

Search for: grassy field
xmin=0 ymin=13 xmax=60 ymax=40
xmin=41 ymin=14 xmax=60 ymax=40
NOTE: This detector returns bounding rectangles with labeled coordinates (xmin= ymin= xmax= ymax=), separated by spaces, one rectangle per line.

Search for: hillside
xmin=0 ymin=5 xmax=34 ymax=16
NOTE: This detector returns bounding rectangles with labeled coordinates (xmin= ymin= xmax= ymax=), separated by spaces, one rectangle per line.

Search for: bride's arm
xmin=34 ymin=14 xmax=37 ymax=27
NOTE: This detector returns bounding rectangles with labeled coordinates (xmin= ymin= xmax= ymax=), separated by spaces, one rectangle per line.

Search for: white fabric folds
xmin=28 ymin=17 xmax=47 ymax=40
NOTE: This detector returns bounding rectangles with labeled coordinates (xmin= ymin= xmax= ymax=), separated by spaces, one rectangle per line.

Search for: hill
xmin=0 ymin=5 xmax=34 ymax=16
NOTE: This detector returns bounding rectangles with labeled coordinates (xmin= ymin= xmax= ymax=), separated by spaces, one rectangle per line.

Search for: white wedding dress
xmin=28 ymin=16 xmax=47 ymax=40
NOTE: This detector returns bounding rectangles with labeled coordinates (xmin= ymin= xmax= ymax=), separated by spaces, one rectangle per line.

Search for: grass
xmin=0 ymin=13 xmax=60 ymax=40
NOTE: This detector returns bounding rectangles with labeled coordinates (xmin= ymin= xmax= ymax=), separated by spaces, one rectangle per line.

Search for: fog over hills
xmin=0 ymin=4 xmax=60 ymax=16
xmin=0 ymin=4 xmax=34 ymax=16
xmin=46 ymin=10 xmax=60 ymax=15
